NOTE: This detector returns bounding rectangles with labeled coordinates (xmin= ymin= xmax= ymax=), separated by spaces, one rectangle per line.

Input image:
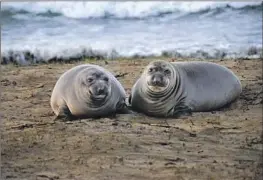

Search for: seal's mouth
xmin=147 ymin=85 xmax=168 ymax=92
xmin=94 ymin=94 xmax=107 ymax=99
xmin=91 ymin=94 xmax=108 ymax=102
xmin=89 ymin=89 xmax=108 ymax=100
xmin=147 ymin=77 xmax=169 ymax=92
xmin=148 ymin=81 xmax=166 ymax=87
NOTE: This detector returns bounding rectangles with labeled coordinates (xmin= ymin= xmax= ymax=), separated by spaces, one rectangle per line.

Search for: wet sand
xmin=1 ymin=58 xmax=262 ymax=180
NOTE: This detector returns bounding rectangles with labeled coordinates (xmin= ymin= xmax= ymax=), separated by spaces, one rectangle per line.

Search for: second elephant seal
xmin=51 ymin=64 xmax=128 ymax=120
xmin=129 ymin=60 xmax=242 ymax=117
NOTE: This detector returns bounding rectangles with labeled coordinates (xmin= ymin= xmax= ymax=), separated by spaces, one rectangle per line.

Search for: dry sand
xmin=1 ymin=58 xmax=262 ymax=180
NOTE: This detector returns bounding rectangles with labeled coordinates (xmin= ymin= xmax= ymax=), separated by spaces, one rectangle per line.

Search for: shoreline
xmin=1 ymin=55 xmax=262 ymax=67
xmin=1 ymin=47 xmax=262 ymax=66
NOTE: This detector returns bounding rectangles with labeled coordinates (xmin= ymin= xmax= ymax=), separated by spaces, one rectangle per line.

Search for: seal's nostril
xmin=152 ymin=76 xmax=157 ymax=84
xmin=153 ymin=76 xmax=160 ymax=84
xmin=97 ymin=87 xmax=105 ymax=95
xmin=98 ymin=89 xmax=103 ymax=95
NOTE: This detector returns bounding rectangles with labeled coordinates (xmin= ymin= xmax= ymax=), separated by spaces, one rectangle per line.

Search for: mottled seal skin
xmin=50 ymin=64 xmax=128 ymax=120
xmin=129 ymin=60 xmax=242 ymax=118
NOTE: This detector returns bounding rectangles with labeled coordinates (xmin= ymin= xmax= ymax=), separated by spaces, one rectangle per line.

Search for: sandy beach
xmin=1 ymin=58 xmax=262 ymax=180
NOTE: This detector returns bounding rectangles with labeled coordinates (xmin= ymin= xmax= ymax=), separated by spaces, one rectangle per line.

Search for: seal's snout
xmin=151 ymin=75 xmax=164 ymax=86
xmin=149 ymin=73 xmax=166 ymax=87
xmin=96 ymin=86 xmax=107 ymax=95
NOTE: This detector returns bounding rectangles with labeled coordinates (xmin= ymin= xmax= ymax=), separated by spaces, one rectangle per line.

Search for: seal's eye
xmin=148 ymin=68 xmax=153 ymax=73
xmin=104 ymin=77 xmax=109 ymax=82
xmin=87 ymin=78 xmax=94 ymax=83
xmin=164 ymin=69 xmax=170 ymax=74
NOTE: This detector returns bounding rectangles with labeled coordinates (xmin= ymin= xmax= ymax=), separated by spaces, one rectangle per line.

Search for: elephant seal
xmin=50 ymin=64 xmax=128 ymax=120
xmin=129 ymin=60 xmax=242 ymax=117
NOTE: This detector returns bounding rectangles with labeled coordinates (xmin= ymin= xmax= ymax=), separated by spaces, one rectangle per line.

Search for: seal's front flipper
xmin=174 ymin=106 xmax=192 ymax=118
xmin=54 ymin=105 xmax=75 ymax=121
xmin=54 ymin=115 xmax=74 ymax=122
xmin=177 ymin=108 xmax=192 ymax=119
xmin=116 ymin=98 xmax=132 ymax=114
xmin=167 ymin=104 xmax=192 ymax=118
xmin=117 ymin=106 xmax=133 ymax=114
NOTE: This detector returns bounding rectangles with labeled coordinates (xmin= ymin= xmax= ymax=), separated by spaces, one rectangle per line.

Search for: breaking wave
xmin=1 ymin=1 xmax=262 ymax=20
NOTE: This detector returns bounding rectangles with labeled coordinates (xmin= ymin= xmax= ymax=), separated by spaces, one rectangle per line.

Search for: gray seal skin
xmin=129 ymin=60 xmax=242 ymax=117
xmin=50 ymin=64 xmax=128 ymax=120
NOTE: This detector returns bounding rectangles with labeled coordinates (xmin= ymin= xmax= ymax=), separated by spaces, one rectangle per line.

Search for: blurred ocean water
xmin=1 ymin=1 xmax=262 ymax=64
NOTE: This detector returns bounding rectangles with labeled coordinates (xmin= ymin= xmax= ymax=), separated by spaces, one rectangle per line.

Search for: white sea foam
xmin=2 ymin=1 xmax=261 ymax=19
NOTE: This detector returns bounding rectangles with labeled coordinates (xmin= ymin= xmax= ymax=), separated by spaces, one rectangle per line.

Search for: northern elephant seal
xmin=129 ymin=60 xmax=242 ymax=117
xmin=51 ymin=64 xmax=128 ymax=120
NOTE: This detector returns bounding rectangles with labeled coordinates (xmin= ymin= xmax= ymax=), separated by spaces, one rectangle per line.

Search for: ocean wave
xmin=1 ymin=1 xmax=262 ymax=20
xmin=1 ymin=46 xmax=262 ymax=65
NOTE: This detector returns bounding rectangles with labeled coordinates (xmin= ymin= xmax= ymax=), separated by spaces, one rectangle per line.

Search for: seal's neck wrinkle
xmin=140 ymin=63 xmax=187 ymax=116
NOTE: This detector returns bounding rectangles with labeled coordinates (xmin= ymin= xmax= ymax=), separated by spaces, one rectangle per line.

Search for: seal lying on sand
xmin=129 ymin=60 xmax=242 ymax=117
xmin=51 ymin=64 xmax=128 ymax=120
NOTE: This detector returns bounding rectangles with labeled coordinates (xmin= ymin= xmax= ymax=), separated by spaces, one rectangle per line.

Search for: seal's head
xmin=80 ymin=68 xmax=111 ymax=101
xmin=144 ymin=60 xmax=173 ymax=92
